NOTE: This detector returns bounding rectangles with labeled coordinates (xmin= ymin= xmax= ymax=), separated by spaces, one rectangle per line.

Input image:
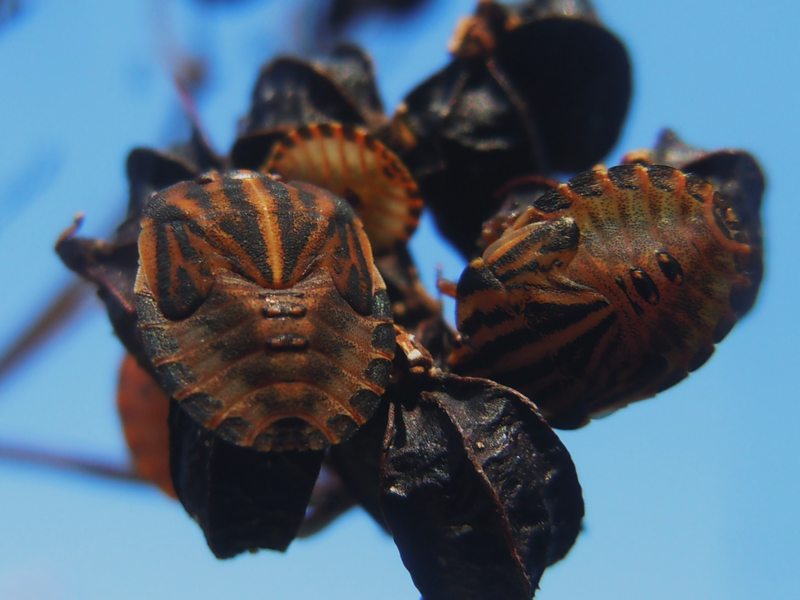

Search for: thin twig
xmin=0 ymin=280 xmax=91 ymax=382
xmin=0 ymin=441 xmax=142 ymax=484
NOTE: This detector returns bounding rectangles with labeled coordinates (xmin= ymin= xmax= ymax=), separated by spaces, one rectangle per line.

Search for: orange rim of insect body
xmin=263 ymin=123 xmax=423 ymax=254
xmin=117 ymin=353 xmax=175 ymax=498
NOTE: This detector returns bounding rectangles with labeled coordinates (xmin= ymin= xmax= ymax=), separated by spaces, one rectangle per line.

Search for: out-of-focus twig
xmin=0 ymin=279 xmax=92 ymax=383
xmin=0 ymin=0 xmax=24 ymax=29
xmin=0 ymin=440 xmax=141 ymax=484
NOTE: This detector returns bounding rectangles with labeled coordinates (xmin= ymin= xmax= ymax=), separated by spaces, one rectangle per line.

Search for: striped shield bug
xmin=263 ymin=123 xmax=423 ymax=255
xmin=448 ymin=163 xmax=758 ymax=428
xmin=134 ymin=170 xmax=396 ymax=452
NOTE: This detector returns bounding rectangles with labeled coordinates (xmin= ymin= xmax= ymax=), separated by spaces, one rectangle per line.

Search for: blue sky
xmin=0 ymin=1 xmax=798 ymax=599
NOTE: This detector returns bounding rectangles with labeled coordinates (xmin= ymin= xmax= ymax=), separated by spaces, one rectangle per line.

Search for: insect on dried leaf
xmin=135 ymin=170 xmax=395 ymax=451
xmin=47 ymin=1 xmax=767 ymax=598
xmin=448 ymin=163 xmax=761 ymax=428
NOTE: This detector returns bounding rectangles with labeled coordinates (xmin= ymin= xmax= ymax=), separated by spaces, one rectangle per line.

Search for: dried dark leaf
xmin=55 ymin=225 xmax=141 ymax=358
xmin=380 ymin=373 xmax=583 ymax=599
xmin=391 ymin=60 xmax=544 ymax=256
xmin=324 ymin=0 xmax=428 ymax=33
xmin=234 ymin=45 xmax=385 ymax=169
xmin=388 ymin=0 xmax=630 ymax=257
xmin=495 ymin=10 xmax=631 ymax=171
xmin=478 ymin=175 xmax=558 ymax=250
xmin=296 ymin=466 xmax=357 ymax=538
xmin=507 ymin=0 xmax=597 ymax=21
xmin=127 ymin=126 xmax=222 ymax=216
xmin=329 ymin=401 xmax=391 ymax=531
xmin=320 ymin=44 xmax=385 ymax=120
xmin=169 ymin=402 xmax=324 ymax=557
xmin=234 ymin=60 xmax=360 ymax=166
xmin=126 ymin=149 xmax=200 ymax=216
xmin=57 ymin=136 xmax=217 ymax=361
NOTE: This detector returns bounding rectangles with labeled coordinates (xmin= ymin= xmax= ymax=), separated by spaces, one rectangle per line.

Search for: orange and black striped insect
xmin=264 ymin=123 xmax=423 ymax=255
xmin=22 ymin=1 xmax=764 ymax=595
xmin=134 ymin=169 xmax=395 ymax=451
xmin=448 ymin=163 xmax=757 ymax=428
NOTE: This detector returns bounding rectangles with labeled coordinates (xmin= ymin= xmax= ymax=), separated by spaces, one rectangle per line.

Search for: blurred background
xmin=0 ymin=1 xmax=797 ymax=598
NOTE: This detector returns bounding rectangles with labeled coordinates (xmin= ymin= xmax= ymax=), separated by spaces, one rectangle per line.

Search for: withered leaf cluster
xmin=56 ymin=1 xmax=765 ymax=599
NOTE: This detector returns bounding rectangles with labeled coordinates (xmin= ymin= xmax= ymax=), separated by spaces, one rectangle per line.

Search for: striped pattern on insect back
xmin=451 ymin=217 xmax=617 ymax=426
xmin=450 ymin=164 xmax=755 ymax=428
xmin=138 ymin=171 xmax=337 ymax=319
xmin=135 ymin=170 xmax=395 ymax=451
xmin=263 ymin=123 xmax=423 ymax=254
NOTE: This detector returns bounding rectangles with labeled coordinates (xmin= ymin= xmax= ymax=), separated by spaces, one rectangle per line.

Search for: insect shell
xmin=449 ymin=163 xmax=755 ymax=429
xmin=133 ymin=170 xmax=396 ymax=452
xmin=264 ymin=122 xmax=423 ymax=255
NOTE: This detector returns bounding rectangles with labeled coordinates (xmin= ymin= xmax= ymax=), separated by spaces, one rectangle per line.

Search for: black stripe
xmin=371 ymin=322 xmax=397 ymax=352
xmin=347 ymin=220 xmax=373 ymax=312
xmin=457 ymin=327 xmax=538 ymax=372
xmin=550 ymin=311 xmax=618 ymax=375
xmin=297 ymin=185 xmax=319 ymax=210
xmin=523 ymin=299 xmax=611 ymax=335
xmin=180 ymin=392 xmax=221 ymax=422
xmin=462 ymin=301 xmax=616 ymax=368
xmin=345 ymin=264 xmax=370 ymax=315
xmin=491 ymin=230 xmax=537 ymax=270
xmin=456 ymin=262 xmax=504 ymax=298
xmin=153 ymin=225 xmax=178 ymax=317
xmin=566 ymin=170 xmax=606 ymax=198
xmin=534 ymin=189 xmax=572 ymax=213
xmin=646 ymin=165 xmax=679 ymax=192
xmin=342 ymin=126 xmax=357 ymax=142
xmin=493 ymin=263 xmax=541 ymax=284
xmin=262 ymin=177 xmax=308 ymax=285
xmin=614 ymin=275 xmax=644 ymax=317
xmin=685 ymin=175 xmax=708 ymax=204
xmin=496 ymin=312 xmax=617 ymax=393
xmin=143 ymin=188 xmax=186 ymax=221
xmin=171 ymin=220 xmax=201 ymax=263
xmin=491 ymin=218 xmax=578 ymax=284
xmin=489 ymin=350 xmax=555 ymax=389
xmin=364 ymin=358 xmax=392 ymax=387
xmin=183 ymin=181 xmax=216 ymax=211
xmin=607 ymin=165 xmax=640 ymax=190
xmin=348 ymin=389 xmax=380 ymax=415
xmin=371 ymin=289 xmax=392 ymax=319
xmin=172 ymin=265 xmax=203 ymax=319
xmin=459 ymin=306 xmax=515 ymax=338
xmin=220 ymin=175 xmax=273 ymax=283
